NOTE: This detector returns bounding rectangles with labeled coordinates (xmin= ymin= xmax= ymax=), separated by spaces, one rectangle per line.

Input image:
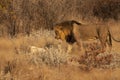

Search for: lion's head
xmin=53 ymin=21 xmax=77 ymax=44
xmin=54 ymin=25 xmax=66 ymax=41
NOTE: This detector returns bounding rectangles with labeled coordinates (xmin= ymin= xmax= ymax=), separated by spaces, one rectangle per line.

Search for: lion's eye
xmin=55 ymin=31 xmax=58 ymax=35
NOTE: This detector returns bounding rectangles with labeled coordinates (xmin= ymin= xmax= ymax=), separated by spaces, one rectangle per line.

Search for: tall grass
xmin=0 ymin=0 xmax=120 ymax=80
xmin=0 ymin=29 xmax=120 ymax=80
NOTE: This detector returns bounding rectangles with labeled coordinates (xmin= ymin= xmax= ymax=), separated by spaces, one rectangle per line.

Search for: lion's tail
xmin=71 ymin=20 xmax=81 ymax=25
xmin=111 ymin=35 xmax=120 ymax=42
xmin=108 ymin=31 xmax=112 ymax=46
xmin=109 ymin=30 xmax=120 ymax=42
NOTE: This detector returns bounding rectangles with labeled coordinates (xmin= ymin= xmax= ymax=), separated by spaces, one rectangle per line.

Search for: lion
xmin=53 ymin=20 xmax=81 ymax=44
xmin=53 ymin=20 xmax=120 ymax=53
xmin=53 ymin=20 xmax=81 ymax=53
xmin=73 ymin=23 xmax=112 ymax=53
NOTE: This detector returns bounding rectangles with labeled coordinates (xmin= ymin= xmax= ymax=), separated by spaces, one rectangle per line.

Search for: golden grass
xmin=0 ymin=27 xmax=120 ymax=80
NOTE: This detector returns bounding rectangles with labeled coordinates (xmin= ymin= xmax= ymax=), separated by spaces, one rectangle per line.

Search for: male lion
xmin=53 ymin=20 xmax=81 ymax=53
xmin=54 ymin=20 xmax=120 ymax=53
xmin=53 ymin=20 xmax=81 ymax=44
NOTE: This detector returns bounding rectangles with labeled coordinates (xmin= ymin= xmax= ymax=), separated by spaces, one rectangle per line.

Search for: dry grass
xmin=0 ymin=0 xmax=120 ymax=79
xmin=0 ymin=28 xmax=120 ymax=80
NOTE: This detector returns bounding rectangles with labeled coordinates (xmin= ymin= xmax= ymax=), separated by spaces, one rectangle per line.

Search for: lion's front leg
xmin=100 ymin=40 xmax=107 ymax=53
xmin=67 ymin=44 xmax=73 ymax=53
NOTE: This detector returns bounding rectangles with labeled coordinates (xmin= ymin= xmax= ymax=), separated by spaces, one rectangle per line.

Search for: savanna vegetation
xmin=0 ymin=0 xmax=120 ymax=80
xmin=0 ymin=0 xmax=119 ymax=37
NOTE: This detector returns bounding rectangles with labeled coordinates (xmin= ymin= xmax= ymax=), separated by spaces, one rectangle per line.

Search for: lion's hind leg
xmin=106 ymin=33 xmax=112 ymax=53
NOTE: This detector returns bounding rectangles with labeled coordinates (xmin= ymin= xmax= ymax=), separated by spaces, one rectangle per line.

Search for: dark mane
xmin=55 ymin=20 xmax=81 ymax=27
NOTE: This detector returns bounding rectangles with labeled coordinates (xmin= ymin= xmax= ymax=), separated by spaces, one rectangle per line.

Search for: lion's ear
xmin=59 ymin=27 xmax=63 ymax=30
xmin=73 ymin=23 xmax=79 ymax=27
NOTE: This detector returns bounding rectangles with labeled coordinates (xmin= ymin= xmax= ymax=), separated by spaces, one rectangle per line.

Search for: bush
xmin=93 ymin=0 xmax=120 ymax=21
xmin=0 ymin=0 xmax=120 ymax=37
